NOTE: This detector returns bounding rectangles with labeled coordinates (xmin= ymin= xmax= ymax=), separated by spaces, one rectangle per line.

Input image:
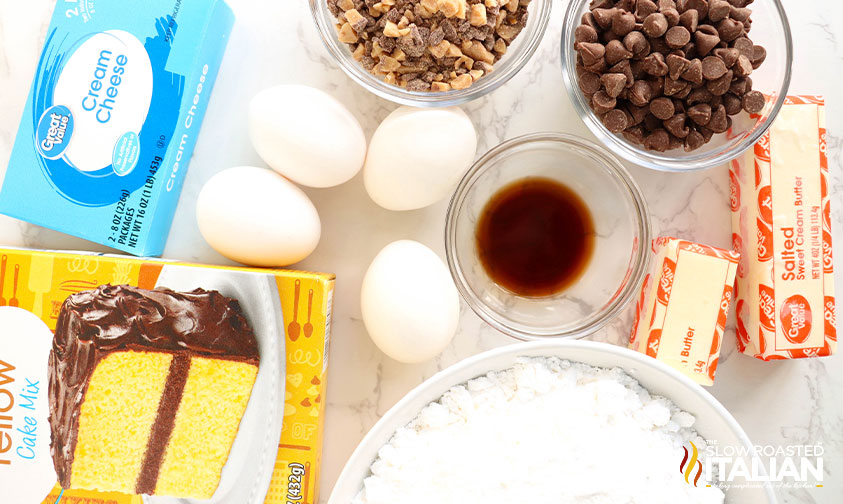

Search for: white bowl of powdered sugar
xmin=329 ymin=340 xmax=777 ymax=504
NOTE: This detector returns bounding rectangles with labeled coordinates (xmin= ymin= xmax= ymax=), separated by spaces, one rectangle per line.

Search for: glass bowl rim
xmin=308 ymin=0 xmax=554 ymax=107
xmin=445 ymin=132 xmax=652 ymax=340
xmin=559 ymin=0 xmax=794 ymax=172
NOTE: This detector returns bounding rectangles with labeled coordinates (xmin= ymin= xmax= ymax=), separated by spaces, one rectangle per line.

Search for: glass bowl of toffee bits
xmin=561 ymin=0 xmax=792 ymax=171
xmin=445 ymin=133 xmax=651 ymax=340
xmin=310 ymin=0 xmax=552 ymax=106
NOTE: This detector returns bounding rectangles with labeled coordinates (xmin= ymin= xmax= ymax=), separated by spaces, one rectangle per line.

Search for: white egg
xmin=196 ymin=166 xmax=321 ymax=267
xmin=249 ymin=85 xmax=366 ymax=188
xmin=361 ymin=240 xmax=460 ymax=363
xmin=364 ymin=106 xmax=477 ymax=211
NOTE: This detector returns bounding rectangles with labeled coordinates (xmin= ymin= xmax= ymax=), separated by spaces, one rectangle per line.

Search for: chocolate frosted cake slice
xmin=48 ymin=285 xmax=260 ymax=499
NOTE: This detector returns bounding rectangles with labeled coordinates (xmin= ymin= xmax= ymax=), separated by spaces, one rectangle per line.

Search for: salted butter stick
xmin=629 ymin=237 xmax=740 ymax=386
xmin=729 ymin=96 xmax=837 ymax=360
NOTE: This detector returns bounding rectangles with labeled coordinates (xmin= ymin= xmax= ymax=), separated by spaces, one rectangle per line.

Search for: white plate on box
xmin=329 ymin=340 xmax=778 ymax=504
xmin=144 ymin=264 xmax=285 ymax=504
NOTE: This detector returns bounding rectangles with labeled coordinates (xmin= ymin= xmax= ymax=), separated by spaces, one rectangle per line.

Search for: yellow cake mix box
xmin=0 ymin=247 xmax=331 ymax=504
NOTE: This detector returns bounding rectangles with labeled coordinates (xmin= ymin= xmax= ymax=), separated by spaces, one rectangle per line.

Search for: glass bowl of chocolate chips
xmin=561 ymin=0 xmax=792 ymax=171
xmin=311 ymin=0 xmax=552 ymax=106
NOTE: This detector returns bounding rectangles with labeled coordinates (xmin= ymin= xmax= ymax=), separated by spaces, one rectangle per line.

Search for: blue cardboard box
xmin=0 ymin=0 xmax=234 ymax=256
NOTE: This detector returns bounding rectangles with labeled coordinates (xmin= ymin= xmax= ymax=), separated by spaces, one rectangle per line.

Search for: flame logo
xmin=679 ymin=441 xmax=703 ymax=487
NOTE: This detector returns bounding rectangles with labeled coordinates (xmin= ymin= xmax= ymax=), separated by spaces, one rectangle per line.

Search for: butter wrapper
xmin=729 ymin=96 xmax=837 ymax=360
xmin=629 ymin=237 xmax=740 ymax=386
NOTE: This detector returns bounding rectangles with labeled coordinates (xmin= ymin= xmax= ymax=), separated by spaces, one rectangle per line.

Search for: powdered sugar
xmin=352 ymin=357 xmax=724 ymax=504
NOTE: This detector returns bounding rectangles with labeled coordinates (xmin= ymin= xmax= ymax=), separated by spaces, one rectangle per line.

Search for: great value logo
xmin=780 ymin=295 xmax=813 ymax=345
xmin=35 ymin=106 xmax=74 ymax=160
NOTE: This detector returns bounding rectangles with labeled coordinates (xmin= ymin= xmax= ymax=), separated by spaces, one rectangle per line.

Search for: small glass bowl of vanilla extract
xmin=445 ymin=133 xmax=651 ymax=340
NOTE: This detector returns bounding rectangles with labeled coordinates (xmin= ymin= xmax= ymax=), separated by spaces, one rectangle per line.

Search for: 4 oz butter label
xmin=0 ymin=308 xmax=57 ymax=502
xmin=769 ymin=104 xmax=826 ymax=351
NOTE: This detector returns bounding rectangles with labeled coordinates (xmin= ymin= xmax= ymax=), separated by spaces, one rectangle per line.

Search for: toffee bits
xmin=327 ymin=0 xmax=530 ymax=92
xmin=574 ymin=0 xmax=767 ymax=152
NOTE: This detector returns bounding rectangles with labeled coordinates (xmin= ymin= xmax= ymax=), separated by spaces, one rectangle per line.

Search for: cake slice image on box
xmin=48 ymin=284 xmax=260 ymax=499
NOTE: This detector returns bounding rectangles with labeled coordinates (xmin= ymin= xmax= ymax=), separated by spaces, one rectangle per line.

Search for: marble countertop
xmin=1 ymin=0 xmax=841 ymax=502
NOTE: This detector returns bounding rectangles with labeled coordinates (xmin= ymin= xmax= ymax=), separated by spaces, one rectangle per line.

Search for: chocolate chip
xmin=734 ymin=54 xmax=753 ymax=77
xmin=593 ymin=8 xmax=616 ymax=29
xmin=679 ymin=9 xmax=698 ymax=32
xmin=575 ymin=25 xmax=598 ymax=44
xmin=751 ymin=45 xmax=766 ymax=69
xmin=732 ymin=37 xmax=754 ymax=58
xmin=688 ymin=0 xmax=708 ymax=19
xmin=716 ymin=18 xmax=743 ymax=42
xmin=606 ymin=39 xmax=634 ymax=65
xmin=681 ymin=58 xmax=703 ymax=84
xmin=668 ymin=133 xmax=684 ymax=150
xmin=662 ymin=8 xmax=680 ymax=27
xmin=729 ymin=78 xmax=748 ymax=96
xmin=742 ymin=90 xmax=765 ymax=113
xmin=593 ymin=90 xmax=618 ymax=114
xmin=643 ymin=13 xmax=669 ymax=37
xmin=663 ymin=76 xmax=688 ymax=96
xmin=579 ymin=42 xmax=606 ymax=66
xmin=665 ymin=26 xmax=691 ymax=48
xmin=610 ymin=60 xmax=636 ymax=88
xmin=623 ymin=31 xmax=651 ymax=57
xmin=708 ymin=104 xmax=729 ymax=133
xmin=623 ymin=126 xmax=647 ymax=144
xmin=617 ymin=0 xmax=636 ymax=11
xmin=612 ymin=10 xmax=637 ymax=36
xmin=644 ymin=129 xmax=670 ymax=151
xmin=664 ymin=113 xmax=690 ymax=137
xmin=651 ymin=96 xmax=676 ymax=119
xmin=684 ymin=129 xmax=705 ymax=151
xmin=628 ymin=104 xmax=650 ymax=124
xmin=702 ymin=56 xmax=727 ymax=79
xmin=688 ymin=103 xmax=712 ymax=125
xmin=603 ymin=109 xmax=630 ymax=132
xmin=723 ymin=93 xmax=742 ymax=115
xmin=658 ymin=0 xmax=677 ymax=11
xmin=648 ymin=77 xmax=666 ymax=97
xmin=708 ymin=0 xmax=731 ymax=22
xmin=643 ymin=112 xmax=662 ymax=131
xmin=636 ymin=0 xmax=658 ymax=20
xmin=590 ymin=0 xmax=614 ymax=9
xmin=586 ymin=58 xmax=609 ymax=74
xmin=706 ymin=69 xmax=733 ymax=95
xmin=643 ymin=52 xmax=669 ymax=76
xmin=666 ymin=54 xmax=691 ymax=80
xmin=649 ymin=37 xmax=672 ymax=56
xmin=729 ymin=6 xmax=751 ymax=21
xmin=695 ymin=25 xmax=720 ymax=56
xmin=602 ymin=73 xmax=628 ymax=97
xmin=579 ymin=72 xmax=603 ymax=94
xmin=630 ymin=80 xmax=653 ymax=106
xmin=699 ymin=125 xmax=714 ymax=142
xmin=630 ymin=59 xmax=646 ymax=79
xmin=713 ymin=47 xmax=739 ymax=68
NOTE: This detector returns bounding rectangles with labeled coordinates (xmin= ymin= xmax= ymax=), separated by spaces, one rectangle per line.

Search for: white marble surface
xmin=1 ymin=0 xmax=842 ymax=502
